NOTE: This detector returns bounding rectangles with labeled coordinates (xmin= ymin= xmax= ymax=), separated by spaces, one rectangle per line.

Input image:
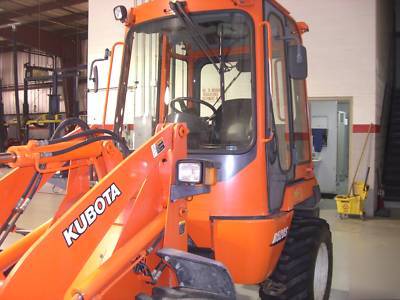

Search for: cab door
xmin=264 ymin=2 xmax=295 ymax=212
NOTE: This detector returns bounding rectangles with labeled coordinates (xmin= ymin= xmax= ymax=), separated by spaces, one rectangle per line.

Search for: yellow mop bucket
xmin=335 ymin=181 xmax=368 ymax=219
xmin=336 ymin=124 xmax=373 ymax=220
xmin=353 ymin=181 xmax=368 ymax=201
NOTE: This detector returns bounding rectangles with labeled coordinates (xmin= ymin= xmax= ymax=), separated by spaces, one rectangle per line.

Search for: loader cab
xmin=115 ymin=0 xmax=316 ymax=284
xmin=118 ymin=10 xmax=257 ymax=155
xmin=163 ymin=12 xmax=255 ymax=154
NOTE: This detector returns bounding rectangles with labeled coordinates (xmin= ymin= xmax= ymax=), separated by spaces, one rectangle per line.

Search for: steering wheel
xmin=170 ymin=97 xmax=217 ymax=117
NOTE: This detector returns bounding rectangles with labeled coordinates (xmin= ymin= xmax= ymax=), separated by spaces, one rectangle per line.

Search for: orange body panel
xmin=212 ymin=212 xmax=293 ymax=284
xmin=281 ymin=177 xmax=318 ymax=211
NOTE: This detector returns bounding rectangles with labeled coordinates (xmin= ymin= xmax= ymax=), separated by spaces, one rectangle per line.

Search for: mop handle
xmin=363 ymin=167 xmax=370 ymax=192
xmin=348 ymin=123 xmax=373 ymax=195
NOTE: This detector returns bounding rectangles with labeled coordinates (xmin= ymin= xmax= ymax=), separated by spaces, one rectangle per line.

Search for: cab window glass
xmin=170 ymin=44 xmax=188 ymax=99
xmin=200 ymin=61 xmax=252 ymax=117
xmin=288 ymin=20 xmax=311 ymax=163
xmin=269 ymin=14 xmax=291 ymax=171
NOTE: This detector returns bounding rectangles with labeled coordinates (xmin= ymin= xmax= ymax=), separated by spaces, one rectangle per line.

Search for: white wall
xmin=280 ymin=0 xmax=376 ymax=124
xmin=280 ymin=0 xmax=394 ymax=216
xmin=87 ymin=0 xmax=132 ymax=125
xmin=88 ymin=0 xmax=158 ymax=126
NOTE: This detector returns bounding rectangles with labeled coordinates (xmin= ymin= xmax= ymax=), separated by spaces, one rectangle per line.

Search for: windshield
xmin=117 ymin=11 xmax=255 ymax=153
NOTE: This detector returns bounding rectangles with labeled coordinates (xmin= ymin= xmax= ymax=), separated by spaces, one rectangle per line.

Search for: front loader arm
xmin=0 ymin=123 xmax=189 ymax=299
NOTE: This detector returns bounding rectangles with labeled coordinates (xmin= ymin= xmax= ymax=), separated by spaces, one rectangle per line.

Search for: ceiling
xmin=0 ymin=0 xmax=88 ymax=53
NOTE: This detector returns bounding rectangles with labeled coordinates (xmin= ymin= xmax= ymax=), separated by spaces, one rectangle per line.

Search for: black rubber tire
xmin=259 ymin=217 xmax=333 ymax=300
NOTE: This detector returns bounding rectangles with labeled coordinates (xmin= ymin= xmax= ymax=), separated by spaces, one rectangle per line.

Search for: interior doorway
xmin=310 ymin=100 xmax=350 ymax=195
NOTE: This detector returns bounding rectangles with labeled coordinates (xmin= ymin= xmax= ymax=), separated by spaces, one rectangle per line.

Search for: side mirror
xmin=104 ymin=48 xmax=111 ymax=60
xmin=93 ymin=65 xmax=99 ymax=93
xmin=288 ymin=45 xmax=308 ymax=80
xmin=89 ymin=48 xmax=111 ymax=93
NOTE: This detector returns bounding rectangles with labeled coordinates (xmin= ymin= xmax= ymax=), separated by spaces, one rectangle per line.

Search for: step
xmin=386 ymin=140 xmax=400 ymax=146
xmin=382 ymin=178 xmax=400 ymax=186
xmin=385 ymin=147 xmax=400 ymax=154
xmin=383 ymin=196 xmax=400 ymax=202
xmin=387 ymin=132 xmax=400 ymax=139
xmin=383 ymin=185 xmax=400 ymax=193
xmin=383 ymin=166 xmax=400 ymax=173
xmin=387 ymin=124 xmax=400 ymax=132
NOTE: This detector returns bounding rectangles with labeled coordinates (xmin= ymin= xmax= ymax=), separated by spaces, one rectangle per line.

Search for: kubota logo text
xmin=62 ymin=183 xmax=122 ymax=247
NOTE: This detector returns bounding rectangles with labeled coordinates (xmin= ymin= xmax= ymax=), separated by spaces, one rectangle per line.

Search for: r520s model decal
xmin=271 ymin=226 xmax=289 ymax=246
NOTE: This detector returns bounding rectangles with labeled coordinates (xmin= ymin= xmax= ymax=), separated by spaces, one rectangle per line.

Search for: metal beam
xmin=55 ymin=27 xmax=88 ymax=39
xmin=0 ymin=12 xmax=88 ymax=29
xmin=0 ymin=45 xmax=27 ymax=53
xmin=48 ymin=12 xmax=88 ymax=24
xmin=0 ymin=0 xmax=87 ymax=25
xmin=0 ymin=24 xmax=73 ymax=57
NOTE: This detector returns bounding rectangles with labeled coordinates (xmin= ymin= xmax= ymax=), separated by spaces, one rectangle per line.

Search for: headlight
xmin=113 ymin=5 xmax=127 ymax=22
xmin=176 ymin=160 xmax=218 ymax=185
xmin=178 ymin=161 xmax=202 ymax=184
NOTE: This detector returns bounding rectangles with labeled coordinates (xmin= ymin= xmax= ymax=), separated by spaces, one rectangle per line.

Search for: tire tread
xmin=260 ymin=216 xmax=333 ymax=300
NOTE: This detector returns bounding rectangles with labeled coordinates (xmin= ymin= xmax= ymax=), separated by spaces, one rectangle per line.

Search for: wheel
xmin=259 ymin=217 xmax=333 ymax=300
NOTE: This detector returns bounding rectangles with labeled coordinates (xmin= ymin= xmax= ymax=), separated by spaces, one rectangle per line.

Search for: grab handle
xmin=103 ymin=41 xmax=124 ymax=126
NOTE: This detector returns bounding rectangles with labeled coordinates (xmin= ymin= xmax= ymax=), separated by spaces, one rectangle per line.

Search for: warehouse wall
xmin=0 ymin=52 xmax=64 ymax=117
xmin=79 ymin=39 xmax=89 ymax=114
xmin=280 ymin=0 xmax=394 ymax=215
xmin=0 ymin=41 xmax=89 ymax=122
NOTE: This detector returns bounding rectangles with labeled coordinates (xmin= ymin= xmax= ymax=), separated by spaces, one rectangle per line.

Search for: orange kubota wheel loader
xmin=0 ymin=0 xmax=332 ymax=299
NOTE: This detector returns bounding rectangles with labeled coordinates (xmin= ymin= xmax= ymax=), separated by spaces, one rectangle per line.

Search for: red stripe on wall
xmin=352 ymin=124 xmax=380 ymax=133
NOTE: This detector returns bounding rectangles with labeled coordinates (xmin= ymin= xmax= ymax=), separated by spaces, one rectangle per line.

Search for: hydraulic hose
xmin=49 ymin=136 xmax=129 ymax=157
xmin=51 ymin=117 xmax=90 ymax=140
xmin=0 ymin=172 xmax=42 ymax=248
xmin=0 ymin=118 xmax=94 ymax=248
xmin=48 ymin=128 xmax=130 ymax=157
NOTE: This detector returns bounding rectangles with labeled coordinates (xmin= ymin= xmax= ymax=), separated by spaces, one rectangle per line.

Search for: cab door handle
xmin=262 ymin=132 xmax=274 ymax=144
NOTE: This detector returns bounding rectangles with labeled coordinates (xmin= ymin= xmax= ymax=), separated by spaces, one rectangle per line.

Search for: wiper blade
xmin=169 ymin=1 xmax=220 ymax=73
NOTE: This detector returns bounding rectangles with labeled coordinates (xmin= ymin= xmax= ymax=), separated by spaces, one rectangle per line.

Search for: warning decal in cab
xmin=151 ymin=139 xmax=165 ymax=158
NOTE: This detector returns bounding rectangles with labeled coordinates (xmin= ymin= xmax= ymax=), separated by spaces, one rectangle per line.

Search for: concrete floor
xmin=237 ymin=200 xmax=400 ymax=300
xmin=1 ymin=168 xmax=400 ymax=299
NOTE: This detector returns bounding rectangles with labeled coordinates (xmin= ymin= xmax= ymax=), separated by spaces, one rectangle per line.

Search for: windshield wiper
xmin=169 ymin=1 xmax=220 ymax=73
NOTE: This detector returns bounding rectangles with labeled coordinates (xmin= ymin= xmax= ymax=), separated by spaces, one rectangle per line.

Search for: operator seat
xmin=217 ymin=98 xmax=253 ymax=147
